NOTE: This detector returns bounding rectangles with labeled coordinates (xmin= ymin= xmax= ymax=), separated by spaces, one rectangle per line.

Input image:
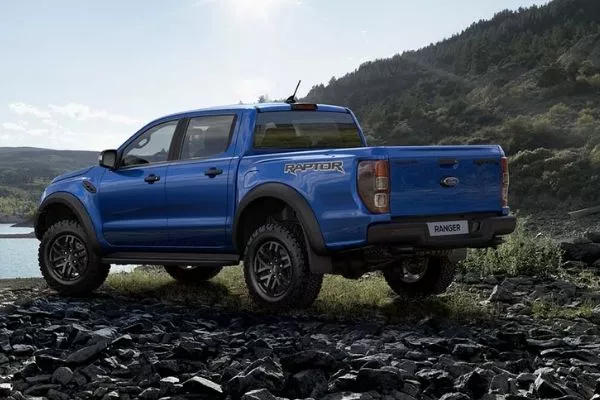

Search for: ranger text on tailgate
xmin=34 ymin=101 xmax=516 ymax=309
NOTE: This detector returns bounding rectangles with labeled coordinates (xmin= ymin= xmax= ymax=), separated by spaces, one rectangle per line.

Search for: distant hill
xmin=304 ymin=0 xmax=600 ymax=212
xmin=0 ymin=147 xmax=97 ymax=222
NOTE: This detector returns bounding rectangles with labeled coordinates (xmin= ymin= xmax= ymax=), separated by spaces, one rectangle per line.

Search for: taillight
xmin=357 ymin=160 xmax=390 ymax=214
xmin=501 ymin=157 xmax=509 ymax=207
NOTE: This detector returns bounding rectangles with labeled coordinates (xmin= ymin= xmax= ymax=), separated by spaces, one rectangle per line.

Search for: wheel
xmin=383 ymin=256 xmax=457 ymax=298
xmin=163 ymin=265 xmax=222 ymax=283
xmin=243 ymin=222 xmax=323 ymax=309
xmin=38 ymin=220 xmax=110 ymax=295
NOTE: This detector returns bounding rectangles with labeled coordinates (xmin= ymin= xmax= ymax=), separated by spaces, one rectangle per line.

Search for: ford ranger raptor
xmin=34 ymin=101 xmax=516 ymax=309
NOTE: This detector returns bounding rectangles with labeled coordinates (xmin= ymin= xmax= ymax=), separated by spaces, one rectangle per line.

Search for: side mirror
xmin=98 ymin=150 xmax=118 ymax=169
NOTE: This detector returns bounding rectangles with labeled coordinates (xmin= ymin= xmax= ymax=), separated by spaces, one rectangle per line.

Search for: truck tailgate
xmin=383 ymin=145 xmax=503 ymax=217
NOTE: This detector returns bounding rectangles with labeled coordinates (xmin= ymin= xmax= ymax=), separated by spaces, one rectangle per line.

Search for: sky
xmin=0 ymin=0 xmax=549 ymax=151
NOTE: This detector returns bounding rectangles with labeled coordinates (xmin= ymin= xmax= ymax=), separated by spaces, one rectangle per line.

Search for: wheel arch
xmin=34 ymin=192 xmax=101 ymax=253
xmin=233 ymin=183 xmax=327 ymax=256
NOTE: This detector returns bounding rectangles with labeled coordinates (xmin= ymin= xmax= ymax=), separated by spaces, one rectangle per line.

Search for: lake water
xmin=0 ymin=224 xmax=135 ymax=279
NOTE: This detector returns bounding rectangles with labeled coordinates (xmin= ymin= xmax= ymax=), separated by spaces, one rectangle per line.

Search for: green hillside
xmin=0 ymin=147 xmax=97 ymax=222
xmin=305 ymin=0 xmax=600 ymax=212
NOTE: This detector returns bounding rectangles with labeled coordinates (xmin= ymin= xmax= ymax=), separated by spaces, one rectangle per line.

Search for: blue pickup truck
xmin=34 ymin=101 xmax=516 ymax=309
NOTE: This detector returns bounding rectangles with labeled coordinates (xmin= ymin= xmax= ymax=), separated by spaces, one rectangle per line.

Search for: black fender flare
xmin=233 ymin=183 xmax=328 ymax=255
xmin=34 ymin=192 xmax=101 ymax=254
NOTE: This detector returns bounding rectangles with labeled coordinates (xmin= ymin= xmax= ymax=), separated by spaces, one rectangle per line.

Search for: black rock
xmin=0 ymin=383 xmax=12 ymax=397
xmin=560 ymin=242 xmax=600 ymax=265
xmin=415 ymin=369 xmax=454 ymax=397
xmin=534 ymin=375 xmax=566 ymax=398
xmin=488 ymin=285 xmax=514 ymax=302
xmin=139 ymin=387 xmax=161 ymax=400
xmin=351 ymin=354 xmax=392 ymax=370
xmin=20 ymin=362 xmax=41 ymax=378
xmin=11 ymin=344 xmax=35 ymax=356
xmin=111 ymin=334 xmax=133 ymax=348
xmin=51 ymin=367 xmax=73 ymax=386
xmin=439 ymin=393 xmax=471 ymax=400
xmin=24 ymin=383 xmax=61 ymax=396
xmin=247 ymin=338 xmax=273 ymax=359
xmin=66 ymin=341 xmax=108 ymax=365
xmin=288 ymin=369 xmax=327 ymax=398
xmin=31 ymin=354 xmax=62 ymax=374
xmin=175 ymin=340 xmax=209 ymax=360
xmin=224 ymin=357 xmax=284 ymax=396
xmin=455 ymin=370 xmax=489 ymax=399
xmin=356 ymin=367 xmax=403 ymax=392
xmin=452 ymin=344 xmax=482 ymax=360
xmin=241 ymin=388 xmax=279 ymax=400
xmin=182 ymin=376 xmax=223 ymax=396
xmin=281 ymin=350 xmax=336 ymax=372
xmin=47 ymin=388 xmax=71 ymax=400
xmin=329 ymin=371 xmax=358 ymax=392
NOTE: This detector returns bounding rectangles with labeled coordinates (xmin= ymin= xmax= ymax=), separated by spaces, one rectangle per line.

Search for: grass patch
xmin=460 ymin=216 xmax=562 ymax=278
xmin=532 ymin=298 xmax=600 ymax=320
xmin=105 ymin=267 xmax=492 ymax=323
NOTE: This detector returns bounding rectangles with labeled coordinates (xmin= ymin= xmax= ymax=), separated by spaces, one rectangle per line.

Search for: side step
xmin=102 ymin=252 xmax=240 ymax=267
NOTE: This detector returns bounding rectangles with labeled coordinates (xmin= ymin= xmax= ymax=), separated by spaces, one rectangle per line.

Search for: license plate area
xmin=427 ymin=220 xmax=469 ymax=237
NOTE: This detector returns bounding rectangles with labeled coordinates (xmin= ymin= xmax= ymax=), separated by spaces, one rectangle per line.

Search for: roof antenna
xmin=285 ymin=80 xmax=302 ymax=104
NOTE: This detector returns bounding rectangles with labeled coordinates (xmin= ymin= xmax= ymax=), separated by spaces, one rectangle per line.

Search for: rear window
xmin=253 ymin=111 xmax=364 ymax=150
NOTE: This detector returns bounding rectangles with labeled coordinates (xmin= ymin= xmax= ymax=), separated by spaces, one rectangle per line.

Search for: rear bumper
xmin=367 ymin=215 xmax=516 ymax=249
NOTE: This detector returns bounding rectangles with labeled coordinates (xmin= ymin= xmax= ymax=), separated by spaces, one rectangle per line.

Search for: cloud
xmin=7 ymin=102 xmax=141 ymax=127
xmin=2 ymin=122 xmax=26 ymax=131
xmin=27 ymin=128 xmax=49 ymax=136
xmin=0 ymin=134 xmax=9 ymax=140
xmin=192 ymin=0 xmax=217 ymax=6
xmin=48 ymin=102 xmax=141 ymax=126
xmin=9 ymin=102 xmax=51 ymax=119
xmin=42 ymin=119 xmax=61 ymax=128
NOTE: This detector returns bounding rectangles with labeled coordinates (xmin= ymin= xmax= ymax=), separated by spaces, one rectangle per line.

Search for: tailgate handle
xmin=439 ymin=158 xmax=458 ymax=168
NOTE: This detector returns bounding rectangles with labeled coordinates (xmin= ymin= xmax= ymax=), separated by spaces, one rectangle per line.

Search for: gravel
xmin=0 ymin=275 xmax=599 ymax=400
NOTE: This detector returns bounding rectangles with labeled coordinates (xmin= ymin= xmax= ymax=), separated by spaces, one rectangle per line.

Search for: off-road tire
xmin=164 ymin=265 xmax=222 ymax=283
xmin=38 ymin=220 xmax=110 ymax=296
xmin=243 ymin=222 xmax=323 ymax=309
xmin=383 ymin=256 xmax=457 ymax=298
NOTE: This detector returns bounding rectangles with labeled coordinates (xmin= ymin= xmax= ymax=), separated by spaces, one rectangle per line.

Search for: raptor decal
xmin=284 ymin=161 xmax=345 ymax=176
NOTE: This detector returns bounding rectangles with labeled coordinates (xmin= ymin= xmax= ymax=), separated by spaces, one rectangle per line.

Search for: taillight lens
xmin=358 ymin=160 xmax=390 ymax=213
xmin=501 ymin=157 xmax=509 ymax=207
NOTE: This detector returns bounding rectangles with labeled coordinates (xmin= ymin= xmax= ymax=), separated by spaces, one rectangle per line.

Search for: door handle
xmin=204 ymin=168 xmax=223 ymax=178
xmin=144 ymin=174 xmax=160 ymax=184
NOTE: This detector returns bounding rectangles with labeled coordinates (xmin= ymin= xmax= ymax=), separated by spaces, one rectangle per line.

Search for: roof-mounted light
xmin=291 ymin=103 xmax=317 ymax=111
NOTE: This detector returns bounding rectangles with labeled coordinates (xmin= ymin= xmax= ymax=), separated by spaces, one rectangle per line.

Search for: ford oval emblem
xmin=441 ymin=176 xmax=459 ymax=187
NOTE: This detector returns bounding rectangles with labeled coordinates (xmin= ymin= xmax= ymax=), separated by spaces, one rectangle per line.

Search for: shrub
xmin=460 ymin=217 xmax=562 ymax=278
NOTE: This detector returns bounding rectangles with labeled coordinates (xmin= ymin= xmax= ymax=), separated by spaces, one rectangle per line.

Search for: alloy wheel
xmin=47 ymin=234 xmax=88 ymax=283
xmin=252 ymin=240 xmax=293 ymax=298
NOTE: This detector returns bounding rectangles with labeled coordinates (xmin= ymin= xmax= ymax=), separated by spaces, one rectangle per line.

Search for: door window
xmin=180 ymin=115 xmax=235 ymax=160
xmin=121 ymin=120 xmax=178 ymax=167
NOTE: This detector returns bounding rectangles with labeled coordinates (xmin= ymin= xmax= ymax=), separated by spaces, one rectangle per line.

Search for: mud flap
xmin=303 ymin=229 xmax=332 ymax=274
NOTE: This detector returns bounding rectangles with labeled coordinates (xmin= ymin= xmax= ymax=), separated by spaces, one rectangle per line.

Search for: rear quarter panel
xmin=237 ymin=147 xmax=391 ymax=250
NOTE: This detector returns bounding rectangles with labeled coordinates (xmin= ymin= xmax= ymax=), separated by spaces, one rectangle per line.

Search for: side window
xmin=180 ymin=115 xmax=235 ymax=160
xmin=121 ymin=120 xmax=178 ymax=167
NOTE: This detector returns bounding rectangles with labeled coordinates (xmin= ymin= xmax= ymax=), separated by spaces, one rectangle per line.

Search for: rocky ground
xmin=0 ymin=271 xmax=600 ymax=400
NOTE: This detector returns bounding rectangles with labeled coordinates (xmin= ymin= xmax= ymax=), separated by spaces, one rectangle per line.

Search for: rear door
xmin=98 ymin=119 xmax=181 ymax=247
xmin=164 ymin=114 xmax=239 ymax=250
xmin=384 ymin=145 xmax=503 ymax=217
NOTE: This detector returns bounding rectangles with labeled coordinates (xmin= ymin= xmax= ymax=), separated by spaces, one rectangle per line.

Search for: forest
xmin=2 ymin=0 xmax=600 ymax=220
xmin=304 ymin=0 xmax=600 ymax=212
xmin=0 ymin=147 xmax=96 ymax=222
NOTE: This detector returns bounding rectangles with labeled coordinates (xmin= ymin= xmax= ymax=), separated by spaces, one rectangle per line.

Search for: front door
xmin=165 ymin=114 xmax=238 ymax=250
xmin=98 ymin=119 xmax=179 ymax=248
